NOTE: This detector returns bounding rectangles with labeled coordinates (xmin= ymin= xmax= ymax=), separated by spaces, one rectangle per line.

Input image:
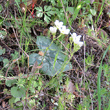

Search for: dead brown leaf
xmin=2 ymin=101 xmax=6 ymax=108
xmin=38 ymin=51 xmax=44 ymax=56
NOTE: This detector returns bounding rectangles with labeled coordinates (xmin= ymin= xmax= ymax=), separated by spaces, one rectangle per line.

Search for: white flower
xmin=59 ymin=26 xmax=70 ymax=35
xmin=49 ymin=26 xmax=57 ymax=34
xmin=71 ymin=33 xmax=83 ymax=47
xmin=54 ymin=20 xmax=63 ymax=29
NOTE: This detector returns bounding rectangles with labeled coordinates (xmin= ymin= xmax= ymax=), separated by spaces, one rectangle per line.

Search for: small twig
xmin=0 ymin=40 xmax=12 ymax=51
xmin=97 ymin=21 xmax=102 ymax=32
xmin=32 ymin=27 xmax=38 ymax=36
xmin=83 ymin=35 xmax=85 ymax=80
xmin=89 ymin=87 xmax=94 ymax=110
xmin=5 ymin=57 xmax=21 ymax=77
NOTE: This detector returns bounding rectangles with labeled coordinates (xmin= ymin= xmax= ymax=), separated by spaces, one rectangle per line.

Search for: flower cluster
xmin=70 ymin=33 xmax=83 ymax=47
xmin=49 ymin=20 xmax=84 ymax=47
xmin=49 ymin=20 xmax=70 ymax=35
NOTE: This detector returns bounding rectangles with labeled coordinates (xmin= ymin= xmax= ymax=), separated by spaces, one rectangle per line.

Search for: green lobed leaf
xmin=29 ymin=36 xmax=72 ymax=76
xmin=11 ymin=86 xmax=26 ymax=98
xmin=6 ymin=79 xmax=17 ymax=87
xmin=0 ymin=56 xmax=3 ymax=62
xmin=44 ymin=15 xmax=51 ymax=23
xmin=0 ymin=30 xmax=7 ymax=39
xmin=36 ymin=12 xmax=43 ymax=18
xmin=46 ymin=12 xmax=51 ymax=17
xmin=0 ymin=46 xmax=5 ymax=55
xmin=3 ymin=58 xmax=9 ymax=66
xmin=44 ymin=6 xmax=51 ymax=11
xmin=35 ymin=7 xmax=43 ymax=12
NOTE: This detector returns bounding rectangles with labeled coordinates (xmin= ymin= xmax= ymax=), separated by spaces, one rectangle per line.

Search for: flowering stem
xmin=55 ymin=34 xmax=62 ymax=40
xmin=70 ymin=42 xmax=72 ymax=54
xmin=43 ymin=34 xmax=62 ymax=57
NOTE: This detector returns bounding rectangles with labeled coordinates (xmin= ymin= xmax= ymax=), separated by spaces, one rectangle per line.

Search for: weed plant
xmin=0 ymin=0 xmax=110 ymax=109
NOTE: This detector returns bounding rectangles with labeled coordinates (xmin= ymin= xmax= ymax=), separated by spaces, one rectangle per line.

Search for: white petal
xmin=54 ymin=20 xmax=59 ymax=25
xmin=77 ymin=35 xmax=82 ymax=41
xmin=78 ymin=41 xmax=84 ymax=47
xmin=65 ymin=29 xmax=70 ymax=34
xmin=59 ymin=26 xmax=70 ymax=35
xmin=59 ymin=26 xmax=66 ymax=34
xmin=71 ymin=33 xmax=77 ymax=38
xmin=54 ymin=20 xmax=63 ymax=29
xmin=49 ymin=27 xmax=57 ymax=34
xmin=59 ymin=22 xmax=63 ymax=26
xmin=71 ymin=33 xmax=84 ymax=47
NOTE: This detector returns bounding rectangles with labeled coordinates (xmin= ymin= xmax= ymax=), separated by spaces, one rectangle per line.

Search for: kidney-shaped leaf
xmin=11 ymin=86 xmax=26 ymax=98
xmin=29 ymin=36 xmax=72 ymax=76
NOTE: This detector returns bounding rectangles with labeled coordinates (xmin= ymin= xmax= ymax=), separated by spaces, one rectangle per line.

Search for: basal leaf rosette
xmin=29 ymin=36 xmax=72 ymax=76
